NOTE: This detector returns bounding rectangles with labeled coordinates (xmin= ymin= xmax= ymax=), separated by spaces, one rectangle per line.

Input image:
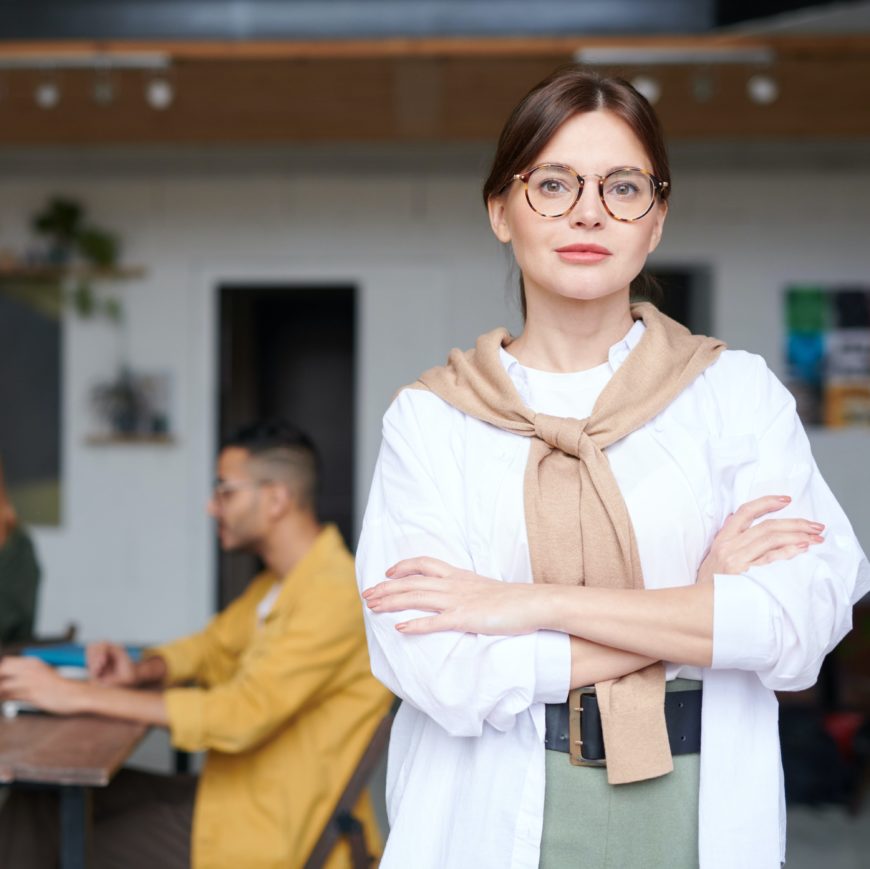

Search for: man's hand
xmin=0 ymin=657 xmax=85 ymax=715
xmin=86 ymin=642 xmax=138 ymax=686
xmin=697 ymin=495 xmax=825 ymax=584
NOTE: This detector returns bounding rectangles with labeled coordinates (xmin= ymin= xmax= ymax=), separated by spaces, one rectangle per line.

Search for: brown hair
xmin=483 ymin=66 xmax=671 ymax=318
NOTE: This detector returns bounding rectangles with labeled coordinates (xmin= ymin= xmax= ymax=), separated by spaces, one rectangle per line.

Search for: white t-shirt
xmin=356 ymin=321 xmax=870 ymax=869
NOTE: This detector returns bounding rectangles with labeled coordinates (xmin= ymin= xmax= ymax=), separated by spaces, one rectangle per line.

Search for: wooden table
xmin=0 ymin=714 xmax=148 ymax=869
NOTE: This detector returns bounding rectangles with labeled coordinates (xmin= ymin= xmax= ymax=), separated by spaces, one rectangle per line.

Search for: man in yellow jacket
xmin=0 ymin=420 xmax=392 ymax=869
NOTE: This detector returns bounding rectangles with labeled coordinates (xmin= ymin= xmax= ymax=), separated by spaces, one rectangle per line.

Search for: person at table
xmin=0 ymin=451 xmax=40 ymax=645
xmin=0 ymin=419 xmax=392 ymax=869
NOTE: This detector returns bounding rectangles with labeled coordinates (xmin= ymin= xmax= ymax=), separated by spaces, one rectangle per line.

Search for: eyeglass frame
xmin=211 ymin=479 xmax=272 ymax=503
xmin=509 ymin=163 xmax=669 ymax=222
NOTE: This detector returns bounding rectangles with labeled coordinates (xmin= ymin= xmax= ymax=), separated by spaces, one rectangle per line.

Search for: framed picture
xmin=785 ymin=287 xmax=870 ymax=428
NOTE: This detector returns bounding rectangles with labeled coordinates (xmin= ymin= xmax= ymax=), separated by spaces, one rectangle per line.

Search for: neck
xmin=257 ymin=511 xmax=322 ymax=580
xmin=508 ymin=289 xmax=634 ymax=372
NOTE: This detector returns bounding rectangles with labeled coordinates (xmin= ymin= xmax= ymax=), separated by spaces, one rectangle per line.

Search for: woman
xmin=356 ymin=68 xmax=869 ymax=869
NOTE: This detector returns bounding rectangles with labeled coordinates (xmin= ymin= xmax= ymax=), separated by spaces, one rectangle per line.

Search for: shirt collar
xmin=499 ymin=318 xmax=647 ymax=400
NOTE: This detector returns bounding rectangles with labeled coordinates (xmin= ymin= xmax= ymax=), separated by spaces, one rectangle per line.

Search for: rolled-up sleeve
xmin=711 ymin=356 xmax=870 ymax=690
xmin=356 ymin=390 xmax=570 ymax=738
xmin=163 ymin=582 xmax=365 ymax=753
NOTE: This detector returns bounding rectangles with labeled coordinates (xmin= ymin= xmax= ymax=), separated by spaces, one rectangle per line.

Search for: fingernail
xmin=386 ymin=567 xmax=395 ymax=577
xmin=812 ymin=535 xmax=825 ymax=543
xmin=799 ymin=542 xmax=809 ymax=550
xmin=396 ymin=623 xmax=407 ymax=632
xmin=810 ymin=523 xmax=825 ymax=531
xmin=362 ymin=589 xmax=372 ymax=598
xmin=777 ymin=496 xmax=791 ymax=503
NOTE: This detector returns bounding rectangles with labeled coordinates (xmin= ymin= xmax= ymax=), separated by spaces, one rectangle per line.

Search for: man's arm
xmin=0 ymin=656 xmax=168 ymax=726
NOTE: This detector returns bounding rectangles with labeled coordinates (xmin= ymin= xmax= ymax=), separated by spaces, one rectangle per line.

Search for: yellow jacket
xmin=154 ymin=525 xmax=392 ymax=869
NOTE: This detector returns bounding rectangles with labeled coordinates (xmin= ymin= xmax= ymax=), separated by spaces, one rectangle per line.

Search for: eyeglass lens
xmin=525 ymin=166 xmax=656 ymax=220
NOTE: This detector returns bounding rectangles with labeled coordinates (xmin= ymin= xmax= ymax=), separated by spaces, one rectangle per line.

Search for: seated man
xmin=0 ymin=452 xmax=41 ymax=644
xmin=0 ymin=420 xmax=392 ymax=869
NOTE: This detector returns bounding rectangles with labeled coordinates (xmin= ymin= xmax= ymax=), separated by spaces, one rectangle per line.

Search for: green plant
xmin=77 ymin=227 xmax=120 ymax=268
xmin=30 ymin=196 xmax=124 ymax=320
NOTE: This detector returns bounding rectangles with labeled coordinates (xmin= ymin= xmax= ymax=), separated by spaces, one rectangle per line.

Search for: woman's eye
xmin=538 ymin=178 xmax=569 ymax=195
xmin=608 ymin=181 xmax=640 ymax=198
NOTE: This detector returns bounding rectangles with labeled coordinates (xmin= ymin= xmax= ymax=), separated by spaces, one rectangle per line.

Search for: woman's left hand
xmin=363 ymin=557 xmax=543 ymax=635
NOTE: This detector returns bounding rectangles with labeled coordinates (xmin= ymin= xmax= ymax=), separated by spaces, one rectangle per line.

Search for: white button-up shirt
xmin=356 ymin=321 xmax=870 ymax=869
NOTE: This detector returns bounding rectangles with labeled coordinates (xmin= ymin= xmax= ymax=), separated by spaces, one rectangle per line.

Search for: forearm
xmin=73 ymin=682 xmax=169 ymax=726
xmin=569 ymin=636 xmax=657 ymax=688
xmin=540 ymin=584 xmax=713 ymax=668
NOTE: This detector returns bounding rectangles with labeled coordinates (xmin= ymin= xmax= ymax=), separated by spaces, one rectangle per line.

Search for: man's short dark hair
xmin=222 ymin=420 xmax=320 ymax=511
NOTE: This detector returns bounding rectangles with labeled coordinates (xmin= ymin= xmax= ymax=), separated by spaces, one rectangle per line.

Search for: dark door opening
xmin=646 ymin=266 xmax=713 ymax=335
xmin=217 ymin=284 xmax=356 ymax=608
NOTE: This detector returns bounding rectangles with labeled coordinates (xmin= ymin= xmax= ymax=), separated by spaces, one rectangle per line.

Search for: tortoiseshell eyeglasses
xmin=510 ymin=163 xmax=669 ymax=222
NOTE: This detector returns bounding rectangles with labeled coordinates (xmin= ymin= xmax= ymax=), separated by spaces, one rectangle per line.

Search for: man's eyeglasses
xmin=509 ymin=163 xmax=668 ymax=222
xmin=211 ymin=480 xmax=270 ymax=503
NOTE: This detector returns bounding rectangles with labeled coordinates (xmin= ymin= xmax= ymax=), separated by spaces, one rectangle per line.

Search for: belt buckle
xmin=568 ymin=686 xmax=606 ymax=768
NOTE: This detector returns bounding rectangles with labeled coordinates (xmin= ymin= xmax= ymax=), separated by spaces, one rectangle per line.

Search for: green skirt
xmin=539 ymin=679 xmax=701 ymax=869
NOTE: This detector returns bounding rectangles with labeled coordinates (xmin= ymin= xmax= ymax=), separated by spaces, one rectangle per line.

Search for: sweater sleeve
xmin=711 ymin=355 xmax=870 ymax=690
xmin=356 ymin=389 xmax=570 ymax=738
xmin=0 ymin=527 xmax=40 ymax=643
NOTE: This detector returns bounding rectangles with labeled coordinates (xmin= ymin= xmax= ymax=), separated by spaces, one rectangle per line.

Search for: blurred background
xmin=0 ymin=1 xmax=869 ymax=861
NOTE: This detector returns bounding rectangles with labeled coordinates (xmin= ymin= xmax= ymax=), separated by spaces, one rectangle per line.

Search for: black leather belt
xmin=545 ymin=686 xmax=702 ymax=767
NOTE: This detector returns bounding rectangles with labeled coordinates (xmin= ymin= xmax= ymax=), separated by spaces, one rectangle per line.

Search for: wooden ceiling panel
xmin=0 ymin=37 xmax=866 ymax=144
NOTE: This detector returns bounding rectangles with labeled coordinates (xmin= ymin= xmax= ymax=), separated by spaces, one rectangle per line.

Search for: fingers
xmin=385 ymin=556 xmax=451 ymax=580
xmin=749 ymin=543 xmax=814 ymax=567
xmin=729 ymin=495 xmax=793 ymax=532
xmin=86 ymin=642 xmax=109 ymax=677
xmin=395 ymin=614 xmax=455 ymax=635
xmin=365 ymin=579 xmax=452 ymax=614
xmin=735 ymin=520 xmax=825 ymax=565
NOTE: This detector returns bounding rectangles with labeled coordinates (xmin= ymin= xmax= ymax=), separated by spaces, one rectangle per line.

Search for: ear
xmin=487 ymin=194 xmax=513 ymax=244
xmin=646 ymin=201 xmax=668 ymax=254
xmin=264 ymin=483 xmax=293 ymax=520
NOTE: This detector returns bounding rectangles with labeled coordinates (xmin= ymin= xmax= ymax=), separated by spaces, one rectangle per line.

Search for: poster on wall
xmin=785 ymin=287 xmax=870 ymax=428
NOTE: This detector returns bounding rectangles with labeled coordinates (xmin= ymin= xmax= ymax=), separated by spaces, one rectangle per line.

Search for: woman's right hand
xmin=697 ymin=495 xmax=825 ymax=584
xmin=86 ymin=641 xmax=138 ymax=686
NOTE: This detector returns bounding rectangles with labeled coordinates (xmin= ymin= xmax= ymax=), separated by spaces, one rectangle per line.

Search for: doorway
xmin=217 ymin=284 xmax=356 ymax=608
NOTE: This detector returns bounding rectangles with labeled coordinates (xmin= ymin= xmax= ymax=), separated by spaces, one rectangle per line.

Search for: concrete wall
xmin=1 ymin=142 xmax=867 ymax=643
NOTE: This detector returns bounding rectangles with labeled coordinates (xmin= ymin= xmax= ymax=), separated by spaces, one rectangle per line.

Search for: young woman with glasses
xmin=357 ymin=67 xmax=869 ymax=869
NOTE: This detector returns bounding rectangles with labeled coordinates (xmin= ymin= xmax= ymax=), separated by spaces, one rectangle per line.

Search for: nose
xmin=568 ymin=179 xmax=606 ymax=228
xmin=206 ymin=494 xmax=220 ymax=517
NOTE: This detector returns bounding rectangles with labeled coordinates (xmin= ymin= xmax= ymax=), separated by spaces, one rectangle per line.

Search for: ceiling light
xmin=34 ymin=80 xmax=60 ymax=109
xmin=630 ymin=75 xmax=661 ymax=105
xmin=145 ymin=77 xmax=174 ymax=110
xmin=747 ymin=74 xmax=779 ymax=105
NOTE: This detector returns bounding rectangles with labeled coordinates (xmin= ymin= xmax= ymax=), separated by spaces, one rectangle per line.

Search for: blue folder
xmin=21 ymin=643 xmax=143 ymax=668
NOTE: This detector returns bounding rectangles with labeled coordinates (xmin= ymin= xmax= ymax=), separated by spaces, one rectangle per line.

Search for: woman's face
xmin=488 ymin=109 xmax=667 ymax=310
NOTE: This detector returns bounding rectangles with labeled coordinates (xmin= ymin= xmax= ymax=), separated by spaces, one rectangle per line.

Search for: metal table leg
xmin=59 ymin=786 xmax=93 ymax=869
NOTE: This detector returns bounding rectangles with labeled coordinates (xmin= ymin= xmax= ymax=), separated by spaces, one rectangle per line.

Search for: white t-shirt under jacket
xmin=356 ymin=320 xmax=870 ymax=869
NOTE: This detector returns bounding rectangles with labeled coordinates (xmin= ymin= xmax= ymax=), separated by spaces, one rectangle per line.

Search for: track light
xmin=747 ymin=74 xmax=779 ymax=105
xmin=145 ymin=77 xmax=174 ymax=110
xmin=630 ymin=75 xmax=661 ymax=105
xmin=34 ymin=80 xmax=60 ymax=109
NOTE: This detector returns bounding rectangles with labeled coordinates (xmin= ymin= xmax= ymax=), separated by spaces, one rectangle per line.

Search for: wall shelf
xmin=0 ymin=264 xmax=145 ymax=282
xmin=85 ymin=434 xmax=175 ymax=446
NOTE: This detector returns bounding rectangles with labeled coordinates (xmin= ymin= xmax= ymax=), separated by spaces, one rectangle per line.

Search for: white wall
xmin=2 ymin=143 xmax=867 ymax=642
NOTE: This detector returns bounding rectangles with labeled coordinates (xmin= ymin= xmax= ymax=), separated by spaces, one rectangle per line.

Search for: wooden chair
xmin=303 ymin=699 xmax=398 ymax=869
xmin=0 ymin=621 xmax=77 ymax=655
